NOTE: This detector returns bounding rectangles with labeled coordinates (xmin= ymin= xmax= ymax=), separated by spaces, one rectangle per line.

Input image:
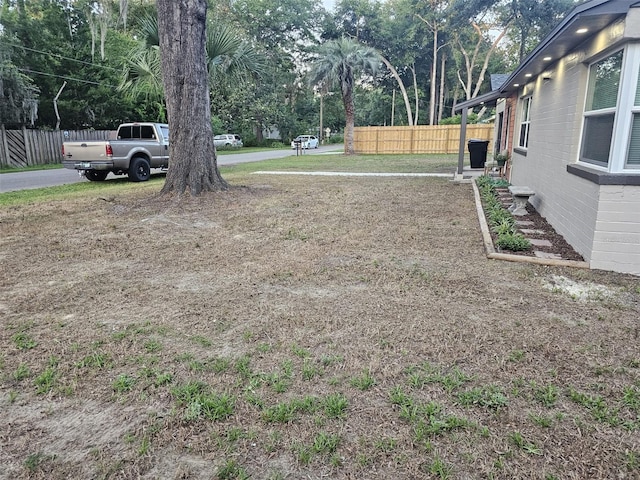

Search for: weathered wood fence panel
xmin=0 ymin=127 xmax=112 ymax=168
xmin=354 ymin=125 xmax=494 ymax=154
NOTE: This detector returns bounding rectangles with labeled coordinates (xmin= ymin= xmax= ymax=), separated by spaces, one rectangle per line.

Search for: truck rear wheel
xmin=85 ymin=170 xmax=109 ymax=181
xmin=128 ymin=157 xmax=150 ymax=182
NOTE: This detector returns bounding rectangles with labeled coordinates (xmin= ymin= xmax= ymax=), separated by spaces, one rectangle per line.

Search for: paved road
xmin=0 ymin=145 xmax=342 ymax=193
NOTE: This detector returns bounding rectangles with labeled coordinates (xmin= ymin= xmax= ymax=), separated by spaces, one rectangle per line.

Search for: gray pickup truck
xmin=62 ymin=122 xmax=169 ymax=182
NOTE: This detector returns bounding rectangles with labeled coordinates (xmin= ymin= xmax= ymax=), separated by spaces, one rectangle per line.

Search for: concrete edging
xmin=253 ymin=171 xmax=452 ymax=178
xmin=471 ymin=180 xmax=590 ymax=270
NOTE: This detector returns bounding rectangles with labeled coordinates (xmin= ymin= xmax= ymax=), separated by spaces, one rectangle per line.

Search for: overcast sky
xmin=323 ymin=0 xmax=335 ymax=11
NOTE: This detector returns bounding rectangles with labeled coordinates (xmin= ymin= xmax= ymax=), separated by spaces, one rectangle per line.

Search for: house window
xmin=579 ymin=45 xmax=640 ymax=172
xmin=580 ymin=50 xmax=623 ymax=166
xmin=518 ymin=96 xmax=532 ymax=149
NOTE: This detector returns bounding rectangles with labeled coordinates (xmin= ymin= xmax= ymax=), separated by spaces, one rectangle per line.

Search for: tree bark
xmin=456 ymin=22 xmax=509 ymax=101
xmin=157 ymin=0 xmax=227 ymax=195
xmin=341 ymin=67 xmax=356 ymax=155
xmin=429 ymin=27 xmax=437 ymax=125
xmin=437 ymin=53 xmax=446 ymax=124
xmin=410 ymin=64 xmax=419 ymax=125
xmin=471 ymin=22 xmax=509 ymax=99
xmin=379 ymin=55 xmax=413 ymax=126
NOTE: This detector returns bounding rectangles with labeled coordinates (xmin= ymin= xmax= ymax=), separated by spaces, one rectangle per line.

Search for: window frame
xmin=518 ymin=95 xmax=532 ymax=149
xmin=624 ymin=53 xmax=640 ymax=168
xmin=578 ymin=44 xmax=640 ymax=173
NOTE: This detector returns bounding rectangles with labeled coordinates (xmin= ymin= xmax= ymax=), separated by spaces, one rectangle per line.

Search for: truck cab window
xmin=141 ymin=126 xmax=155 ymax=139
xmin=118 ymin=126 xmax=132 ymax=139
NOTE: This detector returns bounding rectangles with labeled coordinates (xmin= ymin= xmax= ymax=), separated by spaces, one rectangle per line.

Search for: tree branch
xmin=379 ymin=55 xmax=413 ymax=126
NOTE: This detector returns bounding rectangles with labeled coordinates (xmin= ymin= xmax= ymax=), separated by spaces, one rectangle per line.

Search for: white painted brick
xmin=591 ymin=252 xmax=640 ymax=276
xmin=595 ymin=221 xmax=640 ymax=234
xmin=597 ymin=211 xmax=640 ymax=224
xmin=592 ymin=237 xmax=640 ymax=252
xmin=600 ymin=185 xmax=640 ymax=201
xmin=598 ymin=201 xmax=640 ymax=213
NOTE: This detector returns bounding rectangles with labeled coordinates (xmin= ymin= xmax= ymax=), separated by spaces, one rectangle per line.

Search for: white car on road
xmin=291 ymin=135 xmax=319 ymax=149
xmin=214 ymin=134 xmax=243 ymax=148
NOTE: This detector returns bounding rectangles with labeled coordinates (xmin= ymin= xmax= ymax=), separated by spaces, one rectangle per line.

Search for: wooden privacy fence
xmin=354 ymin=124 xmax=494 ymax=155
xmin=0 ymin=126 xmax=113 ymax=168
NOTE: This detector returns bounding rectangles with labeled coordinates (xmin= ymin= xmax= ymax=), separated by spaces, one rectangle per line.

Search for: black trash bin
xmin=468 ymin=139 xmax=489 ymax=169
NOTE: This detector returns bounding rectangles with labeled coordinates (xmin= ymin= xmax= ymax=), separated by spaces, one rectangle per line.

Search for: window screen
xmin=586 ymin=50 xmax=623 ymax=112
xmin=581 ymin=50 xmax=624 ymax=166
xmin=635 ymin=67 xmax=640 ymax=107
xmin=582 ymin=114 xmax=615 ymax=164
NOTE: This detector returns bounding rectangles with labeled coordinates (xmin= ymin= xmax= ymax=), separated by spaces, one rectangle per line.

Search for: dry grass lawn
xmin=1 ymin=157 xmax=639 ymax=479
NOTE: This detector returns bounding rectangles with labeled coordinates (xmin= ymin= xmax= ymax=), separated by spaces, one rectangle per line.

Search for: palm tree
xmin=309 ymin=38 xmax=380 ymax=155
xmin=119 ymin=13 xmax=264 ymax=112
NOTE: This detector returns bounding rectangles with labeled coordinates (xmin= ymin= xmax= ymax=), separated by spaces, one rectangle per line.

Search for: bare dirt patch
xmin=1 ymin=174 xmax=639 ymax=479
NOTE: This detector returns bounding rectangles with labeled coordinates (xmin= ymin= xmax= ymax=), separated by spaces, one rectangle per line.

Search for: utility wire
xmin=19 ymin=68 xmax=120 ymax=88
xmin=0 ymin=40 xmax=123 ymax=72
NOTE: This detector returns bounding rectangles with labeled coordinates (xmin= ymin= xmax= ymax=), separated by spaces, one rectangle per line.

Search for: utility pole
xmin=320 ymin=90 xmax=324 ymax=144
xmin=391 ymin=89 xmax=395 ymax=126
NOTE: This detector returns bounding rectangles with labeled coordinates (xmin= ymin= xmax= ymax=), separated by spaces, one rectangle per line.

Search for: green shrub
xmin=477 ymin=177 xmax=532 ymax=253
xmin=488 ymin=206 xmax=512 ymax=226
xmin=440 ymin=113 xmax=479 ymax=124
xmin=492 ymin=219 xmax=516 ymax=236
xmin=326 ymin=134 xmax=344 ymax=144
xmin=496 ymin=233 xmax=531 ymax=251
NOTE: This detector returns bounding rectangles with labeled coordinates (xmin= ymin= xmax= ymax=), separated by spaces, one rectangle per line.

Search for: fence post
xmin=375 ymin=128 xmax=380 ymax=155
xmin=22 ymin=126 xmax=33 ymax=166
xmin=410 ymin=128 xmax=414 ymax=154
xmin=0 ymin=125 xmax=9 ymax=167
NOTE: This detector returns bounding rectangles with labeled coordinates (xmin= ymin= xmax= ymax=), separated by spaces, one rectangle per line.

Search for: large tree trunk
xmin=157 ymin=0 xmax=227 ymax=195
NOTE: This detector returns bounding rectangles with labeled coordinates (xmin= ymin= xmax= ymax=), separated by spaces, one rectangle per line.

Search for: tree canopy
xmin=0 ymin=0 xmax=577 ymax=135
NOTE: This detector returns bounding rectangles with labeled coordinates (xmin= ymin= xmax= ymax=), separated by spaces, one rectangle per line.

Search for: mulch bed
xmin=491 ymin=187 xmax=585 ymax=261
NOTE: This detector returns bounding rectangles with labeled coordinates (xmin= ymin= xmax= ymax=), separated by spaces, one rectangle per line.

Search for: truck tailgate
xmin=63 ymin=141 xmax=109 ymax=162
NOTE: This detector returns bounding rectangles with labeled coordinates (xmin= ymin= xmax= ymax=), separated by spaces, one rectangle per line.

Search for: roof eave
xmin=454 ymin=0 xmax=640 ymax=113
xmin=454 ymin=90 xmax=504 ymax=113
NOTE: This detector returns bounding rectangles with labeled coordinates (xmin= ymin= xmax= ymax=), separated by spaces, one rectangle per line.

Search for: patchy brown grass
xmin=1 ymin=164 xmax=639 ymax=480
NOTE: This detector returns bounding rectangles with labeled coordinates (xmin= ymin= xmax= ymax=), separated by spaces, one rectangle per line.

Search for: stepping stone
xmin=520 ymin=229 xmax=545 ymax=235
xmin=534 ymin=251 xmax=562 ymax=260
xmin=516 ymin=220 xmax=534 ymax=226
xmin=529 ymin=238 xmax=553 ymax=247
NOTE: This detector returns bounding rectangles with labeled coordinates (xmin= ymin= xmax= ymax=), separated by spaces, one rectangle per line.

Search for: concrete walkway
xmin=253 ymin=171 xmax=452 ymax=178
xmin=253 ymin=166 xmax=486 ymax=180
